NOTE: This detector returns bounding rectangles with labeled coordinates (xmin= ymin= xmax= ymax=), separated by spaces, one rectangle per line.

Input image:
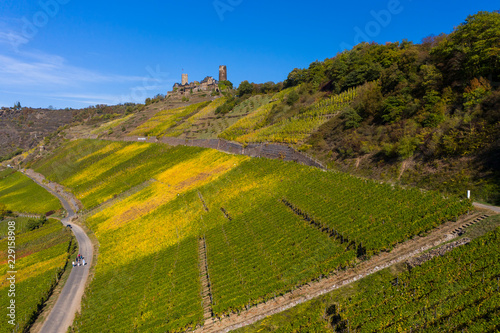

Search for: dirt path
xmin=195 ymin=211 xmax=491 ymax=332
xmin=24 ymin=170 xmax=93 ymax=333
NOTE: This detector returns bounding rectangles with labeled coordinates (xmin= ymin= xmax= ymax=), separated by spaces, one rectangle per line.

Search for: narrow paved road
xmin=473 ymin=202 xmax=500 ymax=213
xmin=25 ymin=171 xmax=93 ymax=333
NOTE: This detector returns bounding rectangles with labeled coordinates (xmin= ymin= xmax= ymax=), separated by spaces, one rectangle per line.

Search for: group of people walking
xmin=72 ymin=253 xmax=86 ymax=267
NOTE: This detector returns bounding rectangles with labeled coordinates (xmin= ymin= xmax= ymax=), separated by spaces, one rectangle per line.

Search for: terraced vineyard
xmin=130 ymin=101 xmax=211 ymax=137
xmin=218 ymin=102 xmax=278 ymax=141
xmin=339 ymin=229 xmax=500 ymax=332
xmin=185 ymin=95 xmax=273 ymax=140
xmin=91 ymin=114 xmax=134 ymax=136
xmin=218 ymin=88 xmax=295 ymax=142
xmin=88 ymin=86 xmax=359 ymax=146
xmin=280 ymin=168 xmax=470 ymax=256
xmin=27 ymin=139 xmax=472 ymax=332
xmin=0 ymin=219 xmax=74 ymax=333
xmin=204 ymin=197 xmax=357 ymax=317
xmin=190 ymin=160 xmax=360 ymax=316
xmin=0 ymin=216 xmax=35 ymax=236
xmin=0 ymin=168 xmax=62 ymax=214
xmin=66 ymin=145 xmax=247 ymax=332
xmin=219 ymin=88 xmax=357 ymax=144
xmin=32 ymin=140 xmax=209 ymax=208
xmin=238 ymin=224 xmax=500 ymax=333
xmin=197 ymin=159 xmax=470 ymax=318
xmin=74 ymin=236 xmax=203 ymax=332
xmin=127 ymin=95 xmax=274 ymax=141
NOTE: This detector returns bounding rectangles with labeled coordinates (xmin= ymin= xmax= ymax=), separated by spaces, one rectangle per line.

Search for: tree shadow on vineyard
xmin=326 ymin=304 xmax=349 ymax=333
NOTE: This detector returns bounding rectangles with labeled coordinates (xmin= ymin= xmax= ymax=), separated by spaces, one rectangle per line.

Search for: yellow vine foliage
xmin=67 ymin=143 xmax=150 ymax=185
xmin=184 ymin=97 xmax=226 ymax=124
xmin=76 ymin=141 xmax=123 ymax=163
xmin=0 ymin=253 xmax=67 ymax=287
xmin=97 ymin=150 xmax=245 ymax=231
xmin=218 ymin=102 xmax=277 ymax=141
xmin=88 ymin=150 xmax=248 ymax=267
xmin=75 ymin=164 xmax=144 ymax=202
xmin=91 ymin=114 xmax=134 ymax=135
xmin=129 ymin=101 xmax=211 ymax=137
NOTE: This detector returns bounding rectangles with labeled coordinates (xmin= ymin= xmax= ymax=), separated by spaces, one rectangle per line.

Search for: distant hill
xmin=0 ymin=107 xmax=73 ymax=161
xmin=0 ymin=94 xmax=213 ymax=162
xmin=0 ymin=105 xmax=134 ymax=161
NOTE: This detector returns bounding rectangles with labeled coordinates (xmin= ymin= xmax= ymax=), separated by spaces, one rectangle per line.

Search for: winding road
xmin=24 ymin=171 xmax=93 ymax=333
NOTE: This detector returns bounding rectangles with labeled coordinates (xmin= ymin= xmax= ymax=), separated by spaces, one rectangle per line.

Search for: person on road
xmin=72 ymin=261 xmax=75 ymax=267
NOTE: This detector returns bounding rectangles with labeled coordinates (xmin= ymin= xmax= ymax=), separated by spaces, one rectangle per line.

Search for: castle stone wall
xmin=219 ymin=65 xmax=227 ymax=82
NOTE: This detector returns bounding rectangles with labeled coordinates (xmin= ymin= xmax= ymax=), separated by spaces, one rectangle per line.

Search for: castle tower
xmin=182 ymin=74 xmax=188 ymax=85
xmin=219 ymin=65 xmax=227 ymax=82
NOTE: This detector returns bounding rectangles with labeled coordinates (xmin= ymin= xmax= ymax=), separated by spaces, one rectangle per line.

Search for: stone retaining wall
xmin=108 ymin=136 xmax=327 ymax=169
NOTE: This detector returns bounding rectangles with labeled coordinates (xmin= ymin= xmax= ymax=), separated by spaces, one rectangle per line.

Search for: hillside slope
xmin=0 ymin=218 xmax=74 ymax=333
xmin=236 ymin=218 xmax=500 ymax=332
xmin=24 ymin=139 xmax=472 ymax=332
xmin=0 ymin=9 xmax=498 ymax=333
xmin=297 ymin=11 xmax=500 ymax=205
xmin=72 ymin=11 xmax=499 ymax=205
xmin=0 ymin=108 xmax=73 ymax=161
xmin=0 ymin=168 xmax=62 ymax=214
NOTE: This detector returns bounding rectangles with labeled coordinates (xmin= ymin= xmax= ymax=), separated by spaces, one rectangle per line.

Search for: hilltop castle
xmin=170 ymin=65 xmax=227 ymax=95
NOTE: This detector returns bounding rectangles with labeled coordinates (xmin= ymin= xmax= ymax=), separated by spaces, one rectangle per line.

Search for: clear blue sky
xmin=0 ymin=0 xmax=497 ymax=109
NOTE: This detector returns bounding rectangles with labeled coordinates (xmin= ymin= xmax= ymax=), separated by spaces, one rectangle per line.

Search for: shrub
xmin=26 ymin=217 xmax=47 ymax=231
xmin=285 ymin=90 xmax=299 ymax=105
xmin=343 ymin=107 xmax=363 ymax=129
xmin=396 ymin=136 xmax=421 ymax=160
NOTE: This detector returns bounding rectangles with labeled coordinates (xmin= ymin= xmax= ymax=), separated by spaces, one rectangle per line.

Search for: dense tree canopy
xmin=285 ymin=11 xmax=500 ymax=94
xmin=279 ymin=11 xmax=500 ymax=203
